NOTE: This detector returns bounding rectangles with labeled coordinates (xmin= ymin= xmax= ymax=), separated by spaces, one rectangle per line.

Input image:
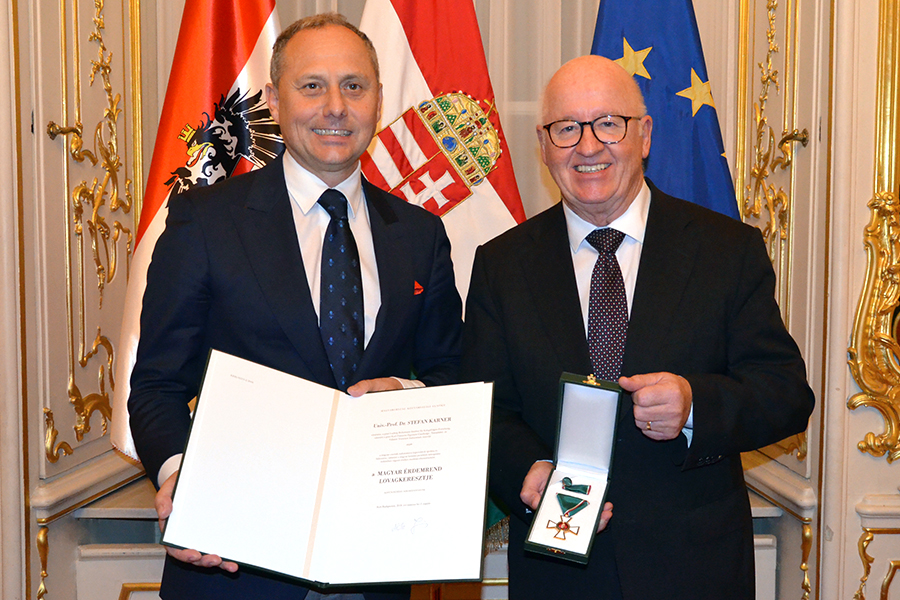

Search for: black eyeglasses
xmin=542 ymin=115 xmax=639 ymax=148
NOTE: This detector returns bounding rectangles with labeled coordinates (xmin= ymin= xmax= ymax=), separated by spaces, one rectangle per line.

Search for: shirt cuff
xmin=393 ymin=377 xmax=425 ymax=389
xmin=681 ymin=404 xmax=694 ymax=447
xmin=158 ymin=454 xmax=183 ymax=488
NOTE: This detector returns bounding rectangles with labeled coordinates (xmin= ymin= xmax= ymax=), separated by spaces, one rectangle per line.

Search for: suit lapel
xmin=521 ymin=203 xmax=593 ymax=376
xmin=355 ymin=181 xmax=413 ymax=379
xmin=231 ymin=157 xmax=335 ymax=385
xmin=622 ymin=184 xmax=699 ymax=376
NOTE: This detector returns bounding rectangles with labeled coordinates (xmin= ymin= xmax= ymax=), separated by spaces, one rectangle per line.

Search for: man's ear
xmin=377 ymin=83 xmax=384 ymax=124
xmin=639 ymin=115 xmax=653 ymax=158
xmin=536 ymin=125 xmax=549 ymax=165
xmin=265 ymin=82 xmax=280 ymax=123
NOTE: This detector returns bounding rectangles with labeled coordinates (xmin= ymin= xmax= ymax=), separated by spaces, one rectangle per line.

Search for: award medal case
xmin=524 ymin=372 xmax=622 ymax=564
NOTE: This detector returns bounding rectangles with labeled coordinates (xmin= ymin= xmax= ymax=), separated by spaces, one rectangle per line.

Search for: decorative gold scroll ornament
xmin=848 ymin=191 xmax=900 ymax=463
xmin=43 ymin=409 xmax=74 ymax=463
xmin=848 ymin=0 xmax=900 ymax=464
xmin=45 ymin=0 xmax=131 ymax=455
xmin=853 ymin=528 xmax=900 ymax=600
xmin=800 ymin=522 xmax=812 ymax=600
xmin=742 ymin=0 xmax=808 ymax=462
xmin=37 ymin=527 xmax=49 ymax=599
xmin=742 ymin=0 xmax=809 ymax=258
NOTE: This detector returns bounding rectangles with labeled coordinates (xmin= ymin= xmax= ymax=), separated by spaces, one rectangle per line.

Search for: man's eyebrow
xmin=340 ymin=72 xmax=371 ymax=82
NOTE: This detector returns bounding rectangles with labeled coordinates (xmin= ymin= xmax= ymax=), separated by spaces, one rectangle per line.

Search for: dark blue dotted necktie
xmin=318 ymin=189 xmax=364 ymax=391
xmin=586 ymin=228 xmax=628 ymax=380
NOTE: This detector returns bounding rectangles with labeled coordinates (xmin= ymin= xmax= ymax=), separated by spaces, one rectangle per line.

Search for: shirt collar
xmin=282 ymin=151 xmax=364 ymax=218
xmin=564 ymin=179 xmax=651 ymax=252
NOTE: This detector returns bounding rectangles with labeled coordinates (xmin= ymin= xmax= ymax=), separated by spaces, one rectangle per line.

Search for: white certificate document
xmin=162 ymin=349 xmax=493 ymax=587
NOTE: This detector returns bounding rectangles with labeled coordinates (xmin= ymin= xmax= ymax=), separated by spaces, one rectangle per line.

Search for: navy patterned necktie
xmin=585 ymin=228 xmax=628 ymax=380
xmin=318 ymin=189 xmax=364 ymax=391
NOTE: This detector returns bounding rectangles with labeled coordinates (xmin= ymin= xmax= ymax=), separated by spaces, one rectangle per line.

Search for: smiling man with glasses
xmin=461 ymin=55 xmax=814 ymax=599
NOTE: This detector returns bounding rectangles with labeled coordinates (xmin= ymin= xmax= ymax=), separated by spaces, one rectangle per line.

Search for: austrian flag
xmin=110 ymin=0 xmax=281 ymax=460
xmin=360 ymin=0 xmax=525 ymax=298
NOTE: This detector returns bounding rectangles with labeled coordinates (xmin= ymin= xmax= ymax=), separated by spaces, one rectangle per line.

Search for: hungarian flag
xmin=111 ymin=0 xmax=283 ymax=460
xmin=359 ymin=0 xmax=525 ymax=298
xmin=592 ymin=0 xmax=739 ymax=218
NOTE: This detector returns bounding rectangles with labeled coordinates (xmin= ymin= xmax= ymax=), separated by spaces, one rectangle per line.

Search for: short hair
xmin=270 ymin=13 xmax=380 ymax=86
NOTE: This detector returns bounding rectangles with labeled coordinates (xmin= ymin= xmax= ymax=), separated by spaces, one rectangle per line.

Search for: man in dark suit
xmin=128 ymin=13 xmax=462 ymax=600
xmin=461 ymin=55 xmax=814 ymax=599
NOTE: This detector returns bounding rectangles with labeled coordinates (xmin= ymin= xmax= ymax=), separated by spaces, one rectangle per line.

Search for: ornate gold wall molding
xmin=43 ymin=409 xmax=73 ymax=464
xmin=117 ymin=583 xmax=161 ymax=600
xmin=128 ymin=0 xmax=142 ymax=220
xmin=739 ymin=0 xmax=810 ymax=464
xmin=848 ymin=189 xmax=900 ymax=463
xmin=883 ymin=561 xmax=900 ymax=600
xmin=800 ymin=521 xmax=812 ymax=599
xmin=44 ymin=0 xmax=134 ymax=462
xmin=747 ymin=480 xmax=814 ymax=599
xmin=36 ymin=527 xmax=48 ymax=599
xmin=853 ymin=528 xmax=900 ymax=600
xmin=848 ymin=0 xmax=900 ymax=464
xmin=743 ymin=0 xmax=809 ymax=268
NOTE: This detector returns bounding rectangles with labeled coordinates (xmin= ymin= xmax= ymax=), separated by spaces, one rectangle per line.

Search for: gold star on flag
xmin=676 ymin=69 xmax=716 ymax=116
xmin=615 ymin=38 xmax=652 ymax=80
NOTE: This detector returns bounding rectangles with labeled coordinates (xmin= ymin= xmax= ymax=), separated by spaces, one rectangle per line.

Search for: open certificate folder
xmin=162 ymin=350 xmax=494 ymax=587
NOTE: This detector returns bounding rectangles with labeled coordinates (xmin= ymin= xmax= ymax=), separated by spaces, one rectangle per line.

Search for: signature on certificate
xmin=392 ymin=517 xmax=429 ymax=534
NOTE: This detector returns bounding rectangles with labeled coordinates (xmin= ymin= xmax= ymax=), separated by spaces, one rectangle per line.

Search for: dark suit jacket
xmin=461 ymin=181 xmax=814 ymax=600
xmin=129 ymin=155 xmax=462 ymax=600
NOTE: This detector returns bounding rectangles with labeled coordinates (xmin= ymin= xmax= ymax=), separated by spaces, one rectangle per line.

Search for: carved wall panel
xmin=38 ymin=0 xmax=138 ymax=480
xmin=22 ymin=0 xmax=144 ymax=593
xmin=735 ymin=0 xmax=830 ymax=591
xmin=737 ymin=0 xmax=820 ymax=475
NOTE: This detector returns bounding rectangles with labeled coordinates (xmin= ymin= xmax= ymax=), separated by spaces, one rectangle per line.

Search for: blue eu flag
xmin=591 ymin=0 xmax=739 ymax=219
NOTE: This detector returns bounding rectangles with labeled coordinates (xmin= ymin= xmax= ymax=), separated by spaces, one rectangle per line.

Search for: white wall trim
xmin=1 ymin=0 xmax=25 ymax=596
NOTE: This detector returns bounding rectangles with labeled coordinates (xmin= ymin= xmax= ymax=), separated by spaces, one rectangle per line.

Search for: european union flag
xmin=591 ymin=0 xmax=739 ymax=219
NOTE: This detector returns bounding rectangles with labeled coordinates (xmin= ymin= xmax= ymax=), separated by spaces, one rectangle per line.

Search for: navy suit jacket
xmin=129 ymin=155 xmax=462 ymax=600
xmin=461 ymin=181 xmax=814 ymax=600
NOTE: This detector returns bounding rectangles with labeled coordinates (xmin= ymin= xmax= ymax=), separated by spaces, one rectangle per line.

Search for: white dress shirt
xmin=562 ymin=181 xmax=693 ymax=444
xmin=282 ymin=152 xmax=381 ymax=344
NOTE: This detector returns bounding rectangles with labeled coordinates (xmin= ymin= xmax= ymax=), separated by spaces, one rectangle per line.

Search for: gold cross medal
xmin=547 ymin=493 xmax=590 ymax=540
xmin=548 ymin=516 xmax=580 ymax=540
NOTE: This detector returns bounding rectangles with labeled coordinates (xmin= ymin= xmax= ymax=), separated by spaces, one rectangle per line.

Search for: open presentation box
xmin=525 ymin=373 xmax=622 ymax=564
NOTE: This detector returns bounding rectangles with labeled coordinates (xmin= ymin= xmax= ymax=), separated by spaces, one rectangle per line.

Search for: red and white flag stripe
xmin=367 ymin=110 xmax=438 ymax=190
xmin=360 ymin=0 xmax=525 ymax=298
xmin=111 ymin=1 xmax=280 ymax=460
